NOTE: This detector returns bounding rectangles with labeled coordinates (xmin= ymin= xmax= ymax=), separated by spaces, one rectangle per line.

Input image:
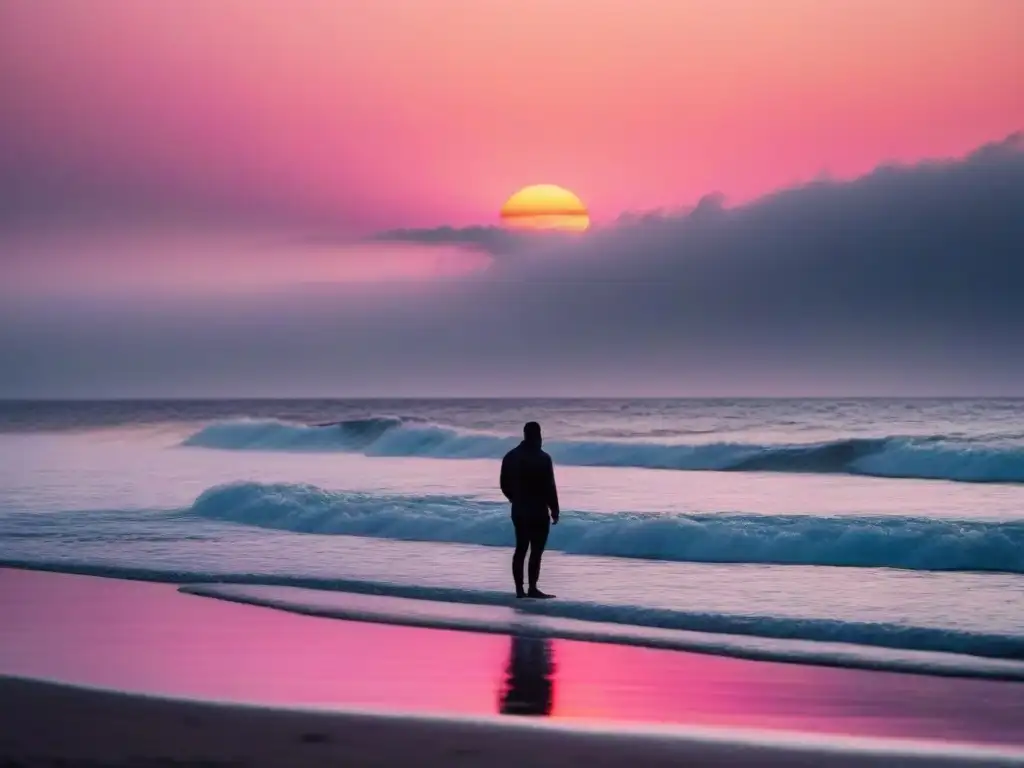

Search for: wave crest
xmin=189 ymin=482 xmax=1024 ymax=574
xmin=181 ymin=417 xmax=1024 ymax=484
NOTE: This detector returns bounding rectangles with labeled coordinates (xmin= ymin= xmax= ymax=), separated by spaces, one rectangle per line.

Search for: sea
xmin=2 ymin=398 xmax=1023 ymax=678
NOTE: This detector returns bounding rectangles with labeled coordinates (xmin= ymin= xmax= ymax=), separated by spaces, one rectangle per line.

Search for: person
xmin=500 ymin=421 xmax=559 ymax=598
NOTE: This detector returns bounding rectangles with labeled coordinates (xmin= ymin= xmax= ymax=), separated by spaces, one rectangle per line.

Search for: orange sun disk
xmin=500 ymin=184 xmax=590 ymax=232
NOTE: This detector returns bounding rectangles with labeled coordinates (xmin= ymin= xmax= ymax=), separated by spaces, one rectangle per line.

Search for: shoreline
xmin=3 ymin=567 xmax=1024 ymax=752
xmin=5 ymin=560 xmax=1022 ymax=683
xmin=180 ymin=581 xmax=1024 ymax=682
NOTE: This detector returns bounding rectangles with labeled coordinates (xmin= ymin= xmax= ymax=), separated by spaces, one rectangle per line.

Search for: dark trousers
xmin=512 ymin=516 xmax=550 ymax=590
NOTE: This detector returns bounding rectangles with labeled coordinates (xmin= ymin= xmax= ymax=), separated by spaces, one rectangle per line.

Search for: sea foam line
xmin=1 ymin=558 xmax=1021 ymax=671
xmin=180 ymin=582 xmax=1024 ymax=681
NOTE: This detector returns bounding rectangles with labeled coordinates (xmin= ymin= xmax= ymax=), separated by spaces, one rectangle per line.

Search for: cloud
xmin=369 ymin=224 xmax=591 ymax=260
xmin=372 ymin=225 xmax=517 ymax=252
xmin=1 ymin=134 xmax=1023 ymax=396
xmin=366 ymin=132 xmax=1024 ymax=356
xmin=369 ymin=194 xmax=732 ymax=256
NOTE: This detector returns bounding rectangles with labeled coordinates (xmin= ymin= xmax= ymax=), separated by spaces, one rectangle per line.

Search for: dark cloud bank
xmin=2 ymin=134 xmax=1023 ymax=396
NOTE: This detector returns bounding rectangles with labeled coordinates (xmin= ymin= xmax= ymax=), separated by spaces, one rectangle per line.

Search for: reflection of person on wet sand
xmin=498 ymin=635 xmax=554 ymax=716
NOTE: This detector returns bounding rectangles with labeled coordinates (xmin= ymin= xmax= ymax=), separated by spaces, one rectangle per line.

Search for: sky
xmin=1 ymin=0 xmax=1023 ymax=396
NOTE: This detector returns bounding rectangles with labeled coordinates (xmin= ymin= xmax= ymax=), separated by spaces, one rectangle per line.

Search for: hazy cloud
xmin=1 ymin=134 xmax=1022 ymax=396
xmin=372 ymin=225 xmax=522 ymax=254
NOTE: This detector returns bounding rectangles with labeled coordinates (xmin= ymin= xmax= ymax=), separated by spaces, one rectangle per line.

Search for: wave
xmin=188 ymin=482 xmax=1024 ymax=574
xmin=180 ymin=417 xmax=1024 ymax=484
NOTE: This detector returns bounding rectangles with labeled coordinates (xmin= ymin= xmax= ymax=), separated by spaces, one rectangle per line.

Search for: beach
xmin=3 ymin=567 xmax=1024 ymax=766
xmin=3 ymin=398 xmax=1024 ymax=765
xmin=4 ymin=0 xmax=1023 ymax=759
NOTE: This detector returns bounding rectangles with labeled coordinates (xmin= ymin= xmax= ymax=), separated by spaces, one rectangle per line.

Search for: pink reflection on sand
xmin=2 ymin=568 xmax=1024 ymax=748
xmin=0 ymin=569 xmax=505 ymax=712
xmin=553 ymin=639 xmax=1024 ymax=744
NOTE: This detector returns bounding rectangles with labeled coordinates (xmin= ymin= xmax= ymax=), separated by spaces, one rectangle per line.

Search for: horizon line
xmin=2 ymin=395 xmax=1023 ymax=403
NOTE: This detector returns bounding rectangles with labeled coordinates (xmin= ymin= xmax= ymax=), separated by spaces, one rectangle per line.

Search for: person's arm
xmin=546 ymin=455 xmax=560 ymax=523
xmin=500 ymin=453 xmax=514 ymax=502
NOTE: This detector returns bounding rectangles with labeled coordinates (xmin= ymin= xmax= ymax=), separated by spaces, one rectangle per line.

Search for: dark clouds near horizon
xmin=2 ymin=134 xmax=1023 ymax=397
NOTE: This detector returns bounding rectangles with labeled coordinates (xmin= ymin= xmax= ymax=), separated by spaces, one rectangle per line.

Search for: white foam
xmin=188 ymin=481 xmax=1024 ymax=575
xmin=181 ymin=417 xmax=1024 ymax=484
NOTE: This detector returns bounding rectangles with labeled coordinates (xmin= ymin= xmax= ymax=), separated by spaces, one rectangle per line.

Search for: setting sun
xmin=500 ymin=184 xmax=590 ymax=232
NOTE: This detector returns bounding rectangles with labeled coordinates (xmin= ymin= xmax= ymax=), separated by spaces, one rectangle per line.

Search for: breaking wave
xmin=188 ymin=481 xmax=1024 ymax=574
xmin=181 ymin=417 xmax=1024 ymax=484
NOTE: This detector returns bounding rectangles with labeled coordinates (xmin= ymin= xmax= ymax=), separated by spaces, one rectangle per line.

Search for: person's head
xmin=523 ymin=421 xmax=542 ymax=447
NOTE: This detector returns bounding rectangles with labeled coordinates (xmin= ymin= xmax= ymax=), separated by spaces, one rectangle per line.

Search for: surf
xmin=180 ymin=417 xmax=1024 ymax=484
xmin=185 ymin=481 xmax=1024 ymax=574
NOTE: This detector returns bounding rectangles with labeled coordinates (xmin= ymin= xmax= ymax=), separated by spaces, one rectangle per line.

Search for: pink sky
xmin=2 ymin=0 xmax=1021 ymax=233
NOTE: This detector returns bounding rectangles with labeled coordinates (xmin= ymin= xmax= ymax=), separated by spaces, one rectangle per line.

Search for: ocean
xmin=2 ymin=398 xmax=1023 ymax=677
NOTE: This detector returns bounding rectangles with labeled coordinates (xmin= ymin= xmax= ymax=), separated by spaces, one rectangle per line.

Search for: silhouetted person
xmin=500 ymin=421 xmax=559 ymax=598
xmin=498 ymin=635 xmax=554 ymax=716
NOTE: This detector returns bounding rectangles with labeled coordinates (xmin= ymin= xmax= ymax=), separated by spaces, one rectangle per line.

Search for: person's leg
xmin=526 ymin=519 xmax=550 ymax=592
xmin=512 ymin=519 xmax=530 ymax=597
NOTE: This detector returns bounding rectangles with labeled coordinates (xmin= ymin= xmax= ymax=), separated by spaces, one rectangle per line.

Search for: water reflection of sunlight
xmin=498 ymin=634 xmax=555 ymax=716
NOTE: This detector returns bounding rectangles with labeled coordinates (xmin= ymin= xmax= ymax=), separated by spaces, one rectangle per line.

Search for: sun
xmin=500 ymin=184 xmax=590 ymax=232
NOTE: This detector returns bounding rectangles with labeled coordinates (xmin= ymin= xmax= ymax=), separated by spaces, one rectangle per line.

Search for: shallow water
xmin=7 ymin=569 xmax=1024 ymax=750
xmin=2 ymin=399 xmax=1023 ymax=673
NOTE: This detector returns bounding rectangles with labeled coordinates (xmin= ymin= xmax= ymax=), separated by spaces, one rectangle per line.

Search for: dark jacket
xmin=500 ymin=440 xmax=560 ymax=522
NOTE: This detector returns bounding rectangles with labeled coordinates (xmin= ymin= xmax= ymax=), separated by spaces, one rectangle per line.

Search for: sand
xmin=5 ymin=675 xmax=1024 ymax=767
xmin=2 ymin=567 xmax=1024 ymax=766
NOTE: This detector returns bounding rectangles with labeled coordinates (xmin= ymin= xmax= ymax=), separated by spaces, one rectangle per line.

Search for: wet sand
xmin=2 ymin=567 xmax=1024 ymax=766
